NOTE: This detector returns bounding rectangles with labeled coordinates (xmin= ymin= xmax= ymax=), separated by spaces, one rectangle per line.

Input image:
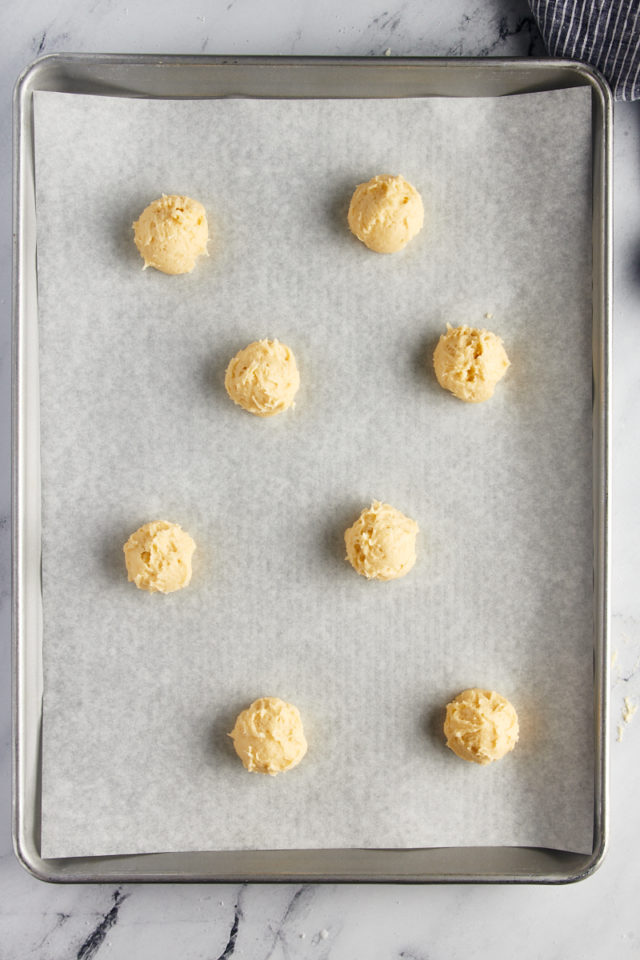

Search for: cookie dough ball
xmin=229 ymin=697 xmax=308 ymax=775
xmin=123 ymin=520 xmax=196 ymax=594
xmin=225 ymin=339 xmax=300 ymax=417
xmin=348 ymin=174 xmax=424 ymax=253
xmin=344 ymin=500 xmax=419 ymax=581
xmin=444 ymin=688 xmax=519 ymax=765
xmin=132 ymin=194 xmax=208 ymax=274
xmin=433 ymin=324 xmax=510 ymax=403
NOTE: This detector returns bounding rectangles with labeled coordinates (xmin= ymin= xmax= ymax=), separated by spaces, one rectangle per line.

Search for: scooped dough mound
xmin=344 ymin=501 xmax=419 ymax=581
xmin=225 ymin=339 xmax=300 ymax=417
xmin=444 ymin=688 xmax=519 ymax=765
xmin=132 ymin=194 xmax=208 ymax=274
xmin=229 ymin=697 xmax=308 ymax=775
xmin=123 ymin=520 xmax=196 ymax=594
xmin=347 ymin=174 xmax=424 ymax=253
xmin=433 ymin=324 xmax=510 ymax=403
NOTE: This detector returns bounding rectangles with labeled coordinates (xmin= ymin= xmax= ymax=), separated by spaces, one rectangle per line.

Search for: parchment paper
xmin=34 ymin=87 xmax=594 ymax=858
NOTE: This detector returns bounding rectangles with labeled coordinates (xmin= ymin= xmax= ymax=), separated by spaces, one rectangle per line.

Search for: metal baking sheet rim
xmin=12 ymin=54 xmax=612 ymax=884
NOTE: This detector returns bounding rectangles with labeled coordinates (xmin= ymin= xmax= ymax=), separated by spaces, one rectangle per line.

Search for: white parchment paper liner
xmin=33 ymin=88 xmax=594 ymax=858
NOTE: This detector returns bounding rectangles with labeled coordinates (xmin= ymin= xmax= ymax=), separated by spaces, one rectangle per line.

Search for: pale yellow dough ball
xmin=348 ymin=174 xmax=424 ymax=253
xmin=344 ymin=501 xmax=419 ymax=581
xmin=225 ymin=339 xmax=300 ymax=417
xmin=229 ymin=697 xmax=308 ymax=775
xmin=433 ymin=324 xmax=510 ymax=403
xmin=444 ymin=688 xmax=519 ymax=765
xmin=123 ymin=520 xmax=196 ymax=594
xmin=133 ymin=194 xmax=208 ymax=274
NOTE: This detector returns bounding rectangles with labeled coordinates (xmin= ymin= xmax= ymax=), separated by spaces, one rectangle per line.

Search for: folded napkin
xmin=529 ymin=0 xmax=640 ymax=99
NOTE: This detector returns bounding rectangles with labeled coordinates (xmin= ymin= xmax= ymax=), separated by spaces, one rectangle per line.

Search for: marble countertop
xmin=1 ymin=1 xmax=639 ymax=957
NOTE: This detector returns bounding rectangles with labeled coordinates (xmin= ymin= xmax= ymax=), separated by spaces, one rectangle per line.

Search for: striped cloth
xmin=529 ymin=0 xmax=640 ymax=99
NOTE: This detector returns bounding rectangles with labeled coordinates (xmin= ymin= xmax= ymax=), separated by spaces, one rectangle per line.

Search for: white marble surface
xmin=1 ymin=1 xmax=640 ymax=957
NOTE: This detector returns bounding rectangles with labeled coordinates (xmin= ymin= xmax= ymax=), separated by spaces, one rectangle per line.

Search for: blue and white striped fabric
xmin=529 ymin=0 xmax=640 ymax=99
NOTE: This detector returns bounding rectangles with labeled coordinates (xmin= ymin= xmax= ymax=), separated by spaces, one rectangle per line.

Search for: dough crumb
xmin=444 ymin=688 xmax=519 ymax=764
xmin=133 ymin=194 xmax=208 ymax=274
xmin=433 ymin=324 xmax=510 ymax=403
xmin=123 ymin=520 xmax=196 ymax=593
xmin=623 ymin=696 xmax=638 ymax=725
xmin=344 ymin=501 xmax=419 ymax=581
xmin=229 ymin=697 xmax=307 ymax=775
xmin=348 ymin=174 xmax=424 ymax=253
xmin=225 ymin=339 xmax=300 ymax=417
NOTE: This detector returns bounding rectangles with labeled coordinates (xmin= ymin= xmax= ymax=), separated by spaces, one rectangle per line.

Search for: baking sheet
xmin=33 ymin=87 xmax=594 ymax=859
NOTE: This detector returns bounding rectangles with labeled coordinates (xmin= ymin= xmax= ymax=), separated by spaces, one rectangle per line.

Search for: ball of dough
xmin=347 ymin=174 xmax=424 ymax=253
xmin=123 ymin=520 xmax=196 ymax=594
xmin=225 ymin=339 xmax=300 ymax=417
xmin=132 ymin=194 xmax=208 ymax=274
xmin=229 ymin=697 xmax=308 ymax=775
xmin=433 ymin=324 xmax=510 ymax=403
xmin=344 ymin=500 xmax=419 ymax=581
xmin=444 ymin=688 xmax=519 ymax=765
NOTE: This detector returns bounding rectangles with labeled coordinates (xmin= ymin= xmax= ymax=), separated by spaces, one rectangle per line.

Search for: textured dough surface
xmin=123 ymin=520 xmax=196 ymax=594
xmin=433 ymin=324 xmax=510 ymax=403
xmin=444 ymin=688 xmax=519 ymax=765
xmin=347 ymin=174 xmax=424 ymax=253
xmin=229 ymin=697 xmax=308 ymax=775
xmin=133 ymin=194 xmax=208 ymax=274
xmin=225 ymin=339 xmax=300 ymax=417
xmin=344 ymin=500 xmax=419 ymax=581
